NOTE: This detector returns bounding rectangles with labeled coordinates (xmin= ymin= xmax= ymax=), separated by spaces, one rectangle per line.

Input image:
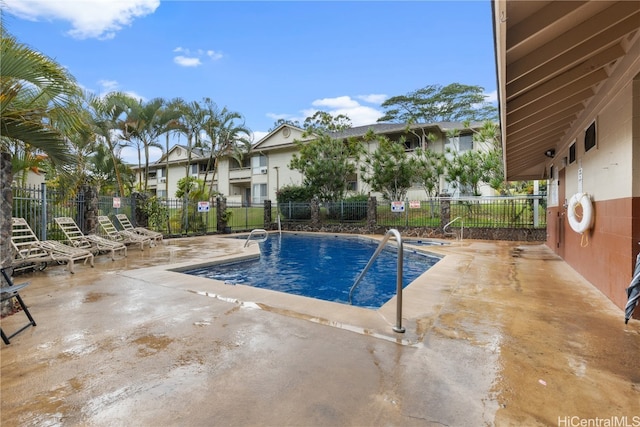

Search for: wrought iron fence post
xmin=130 ymin=194 xmax=136 ymax=226
xmin=310 ymin=197 xmax=320 ymax=227
xmin=264 ymin=200 xmax=272 ymax=229
xmin=367 ymin=196 xmax=377 ymax=231
xmin=40 ymin=182 xmax=47 ymax=241
xmin=405 ymin=198 xmax=409 ymax=226
xmin=439 ymin=193 xmax=451 ymax=231
xmin=183 ymin=195 xmax=188 ymax=235
xmin=533 ymin=181 xmax=540 ymax=227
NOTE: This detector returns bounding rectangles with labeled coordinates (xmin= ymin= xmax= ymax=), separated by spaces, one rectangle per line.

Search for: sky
xmin=2 ymin=0 xmax=498 ymax=163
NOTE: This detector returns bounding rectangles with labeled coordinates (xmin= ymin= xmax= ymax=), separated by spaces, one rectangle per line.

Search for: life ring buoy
xmin=567 ymin=193 xmax=594 ymax=234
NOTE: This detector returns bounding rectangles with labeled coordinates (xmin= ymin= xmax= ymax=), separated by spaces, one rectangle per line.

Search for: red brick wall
xmin=548 ymin=196 xmax=640 ymax=312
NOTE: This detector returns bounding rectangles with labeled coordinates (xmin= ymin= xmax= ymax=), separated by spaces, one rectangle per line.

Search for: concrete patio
xmin=1 ymin=233 xmax=639 ymax=426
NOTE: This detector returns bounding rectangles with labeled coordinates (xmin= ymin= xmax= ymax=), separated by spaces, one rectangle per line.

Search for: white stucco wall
xmin=563 ymin=81 xmax=634 ymax=201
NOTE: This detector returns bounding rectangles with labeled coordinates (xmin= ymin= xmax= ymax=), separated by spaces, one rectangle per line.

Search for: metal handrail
xmin=348 ymin=229 xmax=405 ymax=333
xmin=443 ymin=216 xmax=463 ymax=240
xmin=277 ymin=214 xmax=281 ymax=236
xmin=244 ymin=229 xmax=268 ymax=247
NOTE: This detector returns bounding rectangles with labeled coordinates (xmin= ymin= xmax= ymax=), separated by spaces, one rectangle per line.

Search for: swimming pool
xmin=183 ymin=233 xmax=441 ymax=309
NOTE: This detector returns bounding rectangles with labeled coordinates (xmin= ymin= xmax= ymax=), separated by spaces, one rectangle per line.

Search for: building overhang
xmin=493 ymin=0 xmax=640 ymax=181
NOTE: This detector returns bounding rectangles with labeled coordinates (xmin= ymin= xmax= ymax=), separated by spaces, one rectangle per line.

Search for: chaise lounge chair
xmin=11 ymin=217 xmax=94 ymax=274
xmin=96 ymin=215 xmax=153 ymax=251
xmin=114 ymin=214 xmax=163 ymax=243
xmin=54 ymin=217 xmax=127 ymax=261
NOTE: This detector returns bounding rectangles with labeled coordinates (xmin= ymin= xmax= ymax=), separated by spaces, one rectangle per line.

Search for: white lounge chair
xmin=54 ymin=217 xmax=127 ymax=261
xmin=114 ymin=214 xmax=163 ymax=243
xmin=96 ymin=215 xmax=153 ymax=251
xmin=11 ymin=217 xmax=94 ymax=274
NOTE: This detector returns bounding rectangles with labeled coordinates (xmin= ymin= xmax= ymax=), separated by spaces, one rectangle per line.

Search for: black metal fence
xmin=276 ymin=197 xmax=547 ymax=228
xmin=12 ymin=185 xmax=87 ymax=241
xmin=12 ymin=185 xmax=547 ymax=241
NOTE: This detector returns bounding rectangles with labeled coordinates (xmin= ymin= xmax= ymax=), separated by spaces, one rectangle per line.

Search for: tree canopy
xmin=289 ymin=134 xmax=362 ymax=202
xmin=0 ymin=28 xmax=82 ymax=169
xmin=377 ymin=83 xmax=497 ymax=124
xmin=360 ymin=136 xmax=414 ymax=201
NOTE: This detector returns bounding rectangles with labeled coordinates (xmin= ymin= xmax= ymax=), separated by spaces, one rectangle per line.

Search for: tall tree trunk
xmin=165 ymin=133 xmax=170 ymax=197
xmin=1 ymin=152 xmax=13 ymax=269
xmin=108 ymin=139 xmax=125 ymax=197
xmin=137 ymin=147 xmax=142 ymax=193
xmin=1 ymin=152 xmax=14 ymax=314
xmin=144 ymin=141 xmax=150 ymax=193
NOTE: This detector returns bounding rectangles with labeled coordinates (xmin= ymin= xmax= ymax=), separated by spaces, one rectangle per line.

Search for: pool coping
xmin=119 ymin=231 xmax=469 ymax=345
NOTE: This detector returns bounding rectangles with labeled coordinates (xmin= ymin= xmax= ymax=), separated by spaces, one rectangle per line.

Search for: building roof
xmin=493 ymin=0 xmax=640 ymax=180
xmin=327 ymin=121 xmax=484 ymax=139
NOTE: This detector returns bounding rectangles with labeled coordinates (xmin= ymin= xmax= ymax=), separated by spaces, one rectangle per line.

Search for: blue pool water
xmin=183 ymin=234 xmax=441 ymax=309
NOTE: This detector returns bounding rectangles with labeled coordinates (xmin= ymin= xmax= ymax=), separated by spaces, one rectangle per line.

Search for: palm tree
xmin=88 ymin=91 xmax=137 ymax=196
xmin=1 ymin=28 xmax=81 ymax=274
xmin=121 ymin=97 xmax=181 ymax=193
xmin=163 ymin=98 xmax=187 ymax=198
xmin=175 ymin=100 xmax=206 ymax=182
xmin=200 ymin=101 xmax=251 ymax=197
xmin=0 ymin=29 xmax=82 ymax=167
xmin=50 ymin=107 xmax=99 ymax=196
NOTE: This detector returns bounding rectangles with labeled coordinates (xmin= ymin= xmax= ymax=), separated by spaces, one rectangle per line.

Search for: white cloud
xmin=92 ymin=80 xmax=144 ymax=101
xmin=311 ymin=96 xmax=360 ymax=109
xmin=174 ymin=56 xmax=202 ymax=67
xmin=263 ymin=95 xmax=385 ymax=135
xmin=122 ymin=90 xmax=146 ymax=102
xmin=173 ymin=47 xmax=223 ymax=67
xmin=307 ymin=96 xmax=384 ymax=127
xmin=120 ymin=146 xmax=162 ymax=165
xmin=207 ymin=50 xmax=223 ymax=60
xmin=484 ymin=90 xmax=498 ymax=103
xmin=357 ymin=94 xmax=387 ymax=104
xmin=252 ymin=131 xmax=269 ymax=144
xmin=3 ymin=0 xmax=160 ymax=40
xmin=98 ymin=79 xmax=119 ymax=92
xmin=266 ymin=113 xmax=292 ymax=121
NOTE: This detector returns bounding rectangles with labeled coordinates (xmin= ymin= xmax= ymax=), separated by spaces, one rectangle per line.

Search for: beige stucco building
xmin=137 ymin=122 xmax=494 ymax=204
xmin=493 ymin=0 xmax=640 ymax=312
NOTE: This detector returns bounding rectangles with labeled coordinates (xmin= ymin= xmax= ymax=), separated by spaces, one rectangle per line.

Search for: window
xmin=252 ymin=155 xmax=268 ymax=175
xmin=585 ymin=121 xmax=596 ymax=152
xmin=252 ymin=183 xmax=267 ymax=204
xmin=569 ymin=142 xmax=576 ymax=164
xmin=346 ymin=174 xmax=357 ymax=192
xmin=403 ymin=137 xmax=420 ymax=151
xmin=459 ymin=134 xmax=473 ymax=151
xmin=157 ymin=189 xmax=167 ymax=198
xmin=190 ymin=164 xmax=199 ymax=176
xmin=229 ymin=157 xmax=251 ymax=169
xmin=157 ymin=168 xmax=165 ymax=178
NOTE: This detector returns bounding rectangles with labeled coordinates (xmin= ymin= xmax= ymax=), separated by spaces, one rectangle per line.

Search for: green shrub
xmin=327 ymin=194 xmax=368 ymax=221
xmin=276 ymin=185 xmax=313 ymax=203
xmin=277 ymin=185 xmax=313 ymax=219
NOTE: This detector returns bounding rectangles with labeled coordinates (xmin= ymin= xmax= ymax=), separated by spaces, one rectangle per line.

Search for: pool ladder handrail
xmin=348 ymin=229 xmax=405 ymax=333
xmin=244 ymin=229 xmax=268 ymax=247
xmin=277 ymin=214 xmax=282 ymax=236
xmin=443 ymin=216 xmax=463 ymax=240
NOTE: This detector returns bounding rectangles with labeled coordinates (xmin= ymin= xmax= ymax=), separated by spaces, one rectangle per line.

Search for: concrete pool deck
xmin=1 ymin=233 xmax=639 ymax=426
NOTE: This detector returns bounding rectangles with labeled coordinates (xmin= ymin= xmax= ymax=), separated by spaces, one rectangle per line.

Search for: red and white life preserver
xmin=567 ymin=193 xmax=594 ymax=234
